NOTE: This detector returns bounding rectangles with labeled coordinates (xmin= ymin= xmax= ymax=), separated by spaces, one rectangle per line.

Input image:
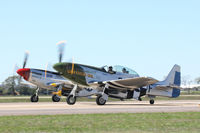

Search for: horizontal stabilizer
xmin=155 ymin=85 xmax=182 ymax=90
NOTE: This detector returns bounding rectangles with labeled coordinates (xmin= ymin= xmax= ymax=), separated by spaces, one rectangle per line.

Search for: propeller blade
xmin=23 ymin=51 xmax=29 ymax=68
xmin=12 ymin=64 xmax=20 ymax=95
xmin=56 ymin=40 xmax=66 ymax=63
xmin=45 ymin=63 xmax=48 ymax=80
xmin=71 ymin=57 xmax=74 ymax=74
xmin=18 ymin=51 xmax=29 ymax=86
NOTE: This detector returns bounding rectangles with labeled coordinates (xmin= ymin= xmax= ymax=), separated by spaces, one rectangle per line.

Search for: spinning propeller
xmin=45 ymin=40 xmax=67 ymax=79
xmin=56 ymin=40 xmax=75 ymax=74
xmin=23 ymin=51 xmax=29 ymax=69
xmin=18 ymin=51 xmax=30 ymax=83
xmin=57 ymin=40 xmax=66 ymax=63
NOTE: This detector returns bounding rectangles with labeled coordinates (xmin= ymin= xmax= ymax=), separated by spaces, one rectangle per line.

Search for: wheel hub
xmin=99 ymin=97 xmax=105 ymax=104
xmin=70 ymin=97 xmax=75 ymax=103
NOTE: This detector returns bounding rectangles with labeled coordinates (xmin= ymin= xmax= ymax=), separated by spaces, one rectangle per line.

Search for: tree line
xmin=0 ymin=76 xmax=52 ymax=96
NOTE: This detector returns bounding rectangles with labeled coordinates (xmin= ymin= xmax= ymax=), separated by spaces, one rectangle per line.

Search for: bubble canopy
xmin=113 ymin=65 xmax=139 ymax=76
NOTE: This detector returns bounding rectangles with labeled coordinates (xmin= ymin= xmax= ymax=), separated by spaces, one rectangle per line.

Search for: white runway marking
xmin=0 ymin=100 xmax=200 ymax=116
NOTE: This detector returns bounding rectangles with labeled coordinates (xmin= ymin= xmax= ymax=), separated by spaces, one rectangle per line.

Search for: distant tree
xmin=2 ymin=75 xmax=20 ymax=95
xmin=0 ymin=87 xmax=3 ymax=95
xmin=181 ymin=75 xmax=192 ymax=94
xmin=182 ymin=75 xmax=190 ymax=86
xmin=19 ymin=86 xmax=34 ymax=95
xmin=2 ymin=76 xmax=34 ymax=95
xmin=195 ymin=77 xmax=200 ymax=84
xmin=2 ymin=75 xmax=52 ymax=96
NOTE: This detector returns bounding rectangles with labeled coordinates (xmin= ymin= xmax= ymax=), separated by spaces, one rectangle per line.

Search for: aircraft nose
xmin=53 ymin=63 xmax=59 ymax=71
xmin=17 ymin=68 xmax=30 ymax=81
xmin=53 ymin=63 xmax=67 ymax=74
xmin=53 ymin=63 xmax=62 ymax=72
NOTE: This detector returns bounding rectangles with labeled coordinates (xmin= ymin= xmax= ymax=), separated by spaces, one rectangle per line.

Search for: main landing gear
xmin=52 ymin=85 xmax=62 ymax=102
xmin=31 ymin=87 xmax=40 ymax=102
xmin=52 ymin=94 xmax=61 ymax=102
xmin=96 ymin=84 xmax=108 ymax=105
xmin=96 ymin=95 xmax=106 ymax=105
xmin=66 ymin=84 xmax=78 ymax=105
xmin=150 ymin=99 xmax=155 ymax=105
xmin=67 ymin=95 xmax=77 ymax=105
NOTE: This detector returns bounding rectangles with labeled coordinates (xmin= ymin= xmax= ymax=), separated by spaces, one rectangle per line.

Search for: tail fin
xmin=163 ymin=64 xmax=181 ymax=86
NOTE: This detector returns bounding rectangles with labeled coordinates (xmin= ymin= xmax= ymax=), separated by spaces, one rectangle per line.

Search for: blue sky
xmin=0 ymin=0 xmax=200 ymax=83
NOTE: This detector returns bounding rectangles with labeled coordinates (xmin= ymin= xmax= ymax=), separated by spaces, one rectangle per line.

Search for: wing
xmin=91 ymin=77 xmax=158 ymax=90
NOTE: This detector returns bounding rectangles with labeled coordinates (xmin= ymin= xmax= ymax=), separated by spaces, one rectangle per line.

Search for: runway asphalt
xmin=0 ymin=100 xmax=200 ymax=116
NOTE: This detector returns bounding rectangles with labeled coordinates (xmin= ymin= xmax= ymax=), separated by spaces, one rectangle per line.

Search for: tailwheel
xmin=150 ymin=99 xmax=155 ymax=105
xmin=31 ymin=94 xmax=39 ymax=102
xmin=52 ymin=94 xmax=61 ymax=102
xmin=66 ymin=95 xmax=76 ymax=105
xmin=96 ymin=95 xmax=106 ymax=105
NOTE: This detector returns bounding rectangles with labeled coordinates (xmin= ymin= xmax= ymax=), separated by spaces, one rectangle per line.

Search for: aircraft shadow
xmin=104 ymin=103 xmax=178 ymax=106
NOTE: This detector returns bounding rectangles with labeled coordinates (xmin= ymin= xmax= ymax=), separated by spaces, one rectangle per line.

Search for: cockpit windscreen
xmin=113 ymin=65 xmax=139 ymax=76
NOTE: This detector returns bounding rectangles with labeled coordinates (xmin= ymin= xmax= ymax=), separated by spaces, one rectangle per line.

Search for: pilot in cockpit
xmin=122 ymin=68 xmax=129 ymax=74
xmin=108 ymin=66 xmax=115 ymax=74
xmin=122 ymin=68 xmax=127 ymax=73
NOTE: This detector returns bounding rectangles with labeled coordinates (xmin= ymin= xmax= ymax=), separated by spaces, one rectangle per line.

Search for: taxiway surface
xmin=0 ymin=100 xmax=200 ymax=116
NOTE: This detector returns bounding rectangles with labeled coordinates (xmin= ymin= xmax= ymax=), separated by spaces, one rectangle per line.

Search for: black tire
xmin=52 ymin=94 xmax=61 ymax=102
xmin=66 ymin=95 xmax=76 ymax=105
xmin=31 ymin=94 xmax=39 ymax=102
xmin=96 ymin=95 xmax=106 ymax=105
xmin=150 ymin=99 xmax=154 ymax=105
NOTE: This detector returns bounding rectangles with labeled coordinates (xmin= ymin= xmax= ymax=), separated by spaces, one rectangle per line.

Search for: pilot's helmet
xmin=109 ymin=66 xmax=113 ymax=70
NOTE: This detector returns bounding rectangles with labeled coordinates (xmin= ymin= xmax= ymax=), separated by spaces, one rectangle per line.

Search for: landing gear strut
xmin=31 ymin=87 xmax=40 ymax=102
xmin=66 ymin=84 xmax=78 ymax=105
xmin=96 ymin=84 xmax=108 ymax=105
xmin=52 ymin=85 xmax=62 ymax=102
